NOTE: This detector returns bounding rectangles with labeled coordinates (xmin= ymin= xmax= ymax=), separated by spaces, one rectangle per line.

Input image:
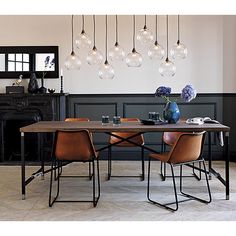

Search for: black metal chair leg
xmin=180 ymin=161 xmax=211 ymax=204
xmin=89 ymin=162 xmax=92 ymax=180
xmin=92 ymin=160 xmax=96 ymax=207
xmin=160 ymin=142 xmax=166 ymax=181
xmin=160 ymin=162 xmax=166 ymax=181
xmin=147 ymin=158 xmax=178 ymax=212
xmin=141 ymin=146 xmax=145 ymax=181
xmin=49 ymin=159 xmax=60 ymax=207
xmin=192 ymin=162 xmax=202 ymax=181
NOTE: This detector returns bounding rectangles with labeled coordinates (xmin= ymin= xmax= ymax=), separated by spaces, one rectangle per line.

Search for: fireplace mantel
xmin=0 ymin=93 xmax=69 ymax=162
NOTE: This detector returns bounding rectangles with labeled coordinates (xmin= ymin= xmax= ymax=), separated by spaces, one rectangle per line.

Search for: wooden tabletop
xmin=20 ymin=121 xmax=230 ymax=133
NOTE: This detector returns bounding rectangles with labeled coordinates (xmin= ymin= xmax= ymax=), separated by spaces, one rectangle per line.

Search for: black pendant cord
xmin=93 ymin=15 xmax=96 ymax=48
xmin=71 ymin=15 xmax=74 ymax=53
xmin=166 ymin=15 xmax=169 ymax=61
xmin=144 ymin=14 xmax=147 ymax=29
xmin=132 ymin=15 xmax=136 ymax=51
xmin=155 ymin=15 xmax=158 ymax=43
xmin=177 ymin=15 xmax=180 ymax=44
xmin=115 ymin=15 xmax=118 ymax=45
xmin=82 ymin=15 xmax=85 ymax=33
xmin=105 ymin=15 xmax=108 ymax=63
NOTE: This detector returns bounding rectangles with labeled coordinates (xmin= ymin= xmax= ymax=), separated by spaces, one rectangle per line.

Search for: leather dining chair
xmin=147 ymin=132 xmax=211 ymax=211
xmin=49 ymin=129 xmax=100 ymax=207
xmin=108 ymin=118 xmax=145 ymax=180
xmin=160 ymin=131 xmax=201 ymax=181
xmin=60 ymin=117 xmax=92 ymax=180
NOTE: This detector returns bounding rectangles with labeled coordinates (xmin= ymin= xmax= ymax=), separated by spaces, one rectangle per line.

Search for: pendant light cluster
xmin=64 ymin=15 xmax=187 ymax=78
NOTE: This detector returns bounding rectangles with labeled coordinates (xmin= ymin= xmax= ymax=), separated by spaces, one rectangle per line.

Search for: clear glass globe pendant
xmin=148 ymin=41 xmax=165 ymax=60
xmin=98 ymin=60 xmax=115 ymax=79
xmin=170 ymin=40 xmax=188 ymax=59
xmin=87 ymin=46 xmax=103 ymax=65
xmin=109 ymin=42 xmax=126 ymax=61
xmin=159 ymin=15 xmax=176 ymax=77
xmin=64 ymin=15 xmax=81 ymax=70
xmin=76 ymin=30 xmax=92 ymax=49
xmin=170 ymin=15 xmax=187 ymax=59
xmin=109 ymin=16 xmax=125 ymax=61
xmin=75 ymin=15 xmax=92 ymax=49
xmin=87 ymin=16 xmax=103 ymax=65
xmin=137 ymin=25 xmax=154 ymax=46
xmin=126 ymin=15 xmax=142 ymax=67
xmin=159 ymin=57 xmax=176 ymax=77
xmin=148 ymin=15 xmax=165 ymax=60
xmin=126 ymin=48 xmax=142 ymax=67
xmin=65 ymin=51 xmax=81 ymax=70
xmin=137 ymin=15 xmax=154 ymax=46
xmin=99 ymin=15 xmax=115 ymax=79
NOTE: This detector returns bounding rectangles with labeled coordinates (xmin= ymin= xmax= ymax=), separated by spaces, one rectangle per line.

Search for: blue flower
xmin=155 ymin=84 xmax=197 ymax=103
xmin=155 ymin=86 xmax=171 ymax=97
xmin=181 ymin=85 xmax=197 ymax=102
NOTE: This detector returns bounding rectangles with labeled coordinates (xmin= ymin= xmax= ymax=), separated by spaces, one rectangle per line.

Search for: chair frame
xmin=160 ymin=133 xmax=202 ymax=181
xmin=107 ymin=118 xmax=145 ymax=181
xmin=49 ymin=130 xmax=100 ymax=207
xmin=147 ymin=132 xmax=212 ymax=211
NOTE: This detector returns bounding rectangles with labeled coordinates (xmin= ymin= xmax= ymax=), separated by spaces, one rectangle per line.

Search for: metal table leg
xmin=208 ymin=132 xmax=212 ymax=180
xmin=21 ymin=132 xmax=25 ymax=200
xmin=225 ymin=132 xmax=230 ymax=200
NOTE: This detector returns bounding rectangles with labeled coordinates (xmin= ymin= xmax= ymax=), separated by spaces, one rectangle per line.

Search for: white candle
xmin=60 ymin=68 xmax=63 ymax=77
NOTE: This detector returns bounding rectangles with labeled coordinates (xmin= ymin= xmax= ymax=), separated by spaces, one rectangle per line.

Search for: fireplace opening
xmin=1 ymin=110 xmax=41 ymax=162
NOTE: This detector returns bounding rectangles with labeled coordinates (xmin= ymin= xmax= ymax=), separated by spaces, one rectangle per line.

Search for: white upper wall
xmin=0 ymin=15 xmax=228 ymax=94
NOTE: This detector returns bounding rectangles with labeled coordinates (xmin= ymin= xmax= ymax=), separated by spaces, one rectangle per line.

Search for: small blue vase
xmin=163 ymin=101 xmax=180 ymax=124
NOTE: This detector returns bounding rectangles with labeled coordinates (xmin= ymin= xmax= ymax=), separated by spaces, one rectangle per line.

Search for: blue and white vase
xmin=163 ymin=101 xmax=180 ymax=124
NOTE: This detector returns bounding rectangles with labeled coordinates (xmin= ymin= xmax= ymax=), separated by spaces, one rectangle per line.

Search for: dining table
xmin=19 ymin=120 xmax=230 ymax=200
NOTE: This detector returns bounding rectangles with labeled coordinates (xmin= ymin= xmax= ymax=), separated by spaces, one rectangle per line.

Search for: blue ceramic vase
xmin=163 ymin=101 xmax=180 ymax=124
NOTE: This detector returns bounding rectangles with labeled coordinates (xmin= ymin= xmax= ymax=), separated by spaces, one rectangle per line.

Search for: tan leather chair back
xmin=109 ymin=118 xmax=144 ymax=146
xmin=168 ymin=132 xmax=205 ymax=164
xmin=54 ymin=130 xmax=96 ymax=161
xmin=163 ymin=132 xmax=182 ymax=146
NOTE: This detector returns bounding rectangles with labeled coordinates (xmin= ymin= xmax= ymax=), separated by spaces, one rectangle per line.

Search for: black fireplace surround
xmin=0 ymin=93 xmax=67 ymax=163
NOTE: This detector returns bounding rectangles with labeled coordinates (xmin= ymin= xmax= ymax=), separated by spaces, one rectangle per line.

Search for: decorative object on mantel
xmin=108 ymin=15 xmax=126 ymax=61
xmin=48 ymin=88 xmax=55 ymax=94
xmin=65 ymin=15 xmax=81 ymax=70
xmin=60 ymin=69 xmax=64 ymax=93
xmin=28 ymin=72 xmax=39 ymax=94
xmin=170 ymin=15 xmax=188 ymax=60
xmin=159 ymin=15 xmax=176 ymax=77
xmin=6 ymin=74 xmax=24 ymax=94
xmin=137 ymin=15 xmax=154 ymax=46
xmin=75 ymin=15 xmax=92 ymax=49
xmin=98 ymin=15 xmax=115 ymax=79
xmin=155 ymin=84 xmax=196 ymax=123
xmin=148 ymin=15 xmax=165 ymax=60
xmin=87 ymin=15 xmax=103 ymax=66
xmin=126 ymin=15 xmax=142 ymax=67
